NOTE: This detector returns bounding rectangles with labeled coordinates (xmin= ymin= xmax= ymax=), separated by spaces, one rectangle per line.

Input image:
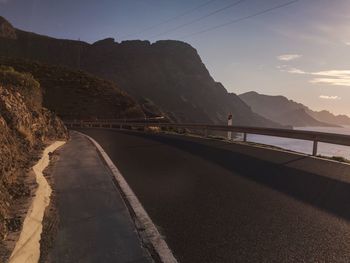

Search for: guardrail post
xmin=243 ymin=132 xmax=247 ymax=142
xmin=227 ymin=114 xmax=233 ymax=140
xmin=312 ymin=140 xmax=318 ymax=156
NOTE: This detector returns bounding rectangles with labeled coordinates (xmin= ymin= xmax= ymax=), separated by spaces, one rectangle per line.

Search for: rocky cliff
xmin=0 ymin=66 xmax=67 ymax=260
xmin=0 ymin=16 xmax=283 ymax=128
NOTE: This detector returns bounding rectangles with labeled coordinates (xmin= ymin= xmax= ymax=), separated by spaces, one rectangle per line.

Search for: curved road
xmin=79 ymin=128 xmax=350 ymax=263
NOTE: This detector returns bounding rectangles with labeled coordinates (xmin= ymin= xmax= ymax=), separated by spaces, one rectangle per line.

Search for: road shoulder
xmin=45 ymin=132 xmax=152 ymax=263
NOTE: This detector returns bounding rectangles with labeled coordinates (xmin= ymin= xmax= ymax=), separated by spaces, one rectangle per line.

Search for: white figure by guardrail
xmin=227 ymin=114 xmax=233 ymax=140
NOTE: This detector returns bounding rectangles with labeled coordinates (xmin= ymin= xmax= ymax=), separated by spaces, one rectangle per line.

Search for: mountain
xmin=0 ymin=16 xmax=284 ymax=128
xmin=276 ymin=108 xmax=333 ymax=127
xmin=0 ymin=57 xmax=146 ymax=120
xmin=239 ymin=91 xmax=344 ymax=127
xmin=307 ymin=110 xmax=350 ymax=126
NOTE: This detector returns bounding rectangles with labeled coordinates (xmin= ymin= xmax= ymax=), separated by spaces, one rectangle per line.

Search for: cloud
xmin=277 ymin=65 xmax=350 ymax=87
xmin=310 ymin=78 xmax=350 ymax=86
xmin=279 ymin=67 xmax=350 ymax=87
xmin=310 ymin=70 xmax=350 ymax=87
xmin=277 ymin=65 xmax=306 ymax=74
xmin=285 ymin=68 xmax=306 ymax=74
xmin=277 ymin=54 xmax=302 ymax=61
xmin=313 ymin=70 xmax=350 ymax=77
xmin=319 ymin=95 xmax=341 ymax=100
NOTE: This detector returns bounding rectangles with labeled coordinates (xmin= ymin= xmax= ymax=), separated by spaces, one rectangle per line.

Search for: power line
xmin=180 ymin=0 xmax=300 ymax=39
xmin=150 ymin=0 xmax=249 ymax=38
xmin=121 ymin=0 xmax=217 ymax=39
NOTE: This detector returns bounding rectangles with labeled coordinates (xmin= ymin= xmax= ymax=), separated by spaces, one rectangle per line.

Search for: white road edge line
xmin=79 ymin=132 xmax=178 ymax=263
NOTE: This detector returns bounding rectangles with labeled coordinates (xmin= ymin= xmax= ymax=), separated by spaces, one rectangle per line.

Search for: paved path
xmin=79 ymin=128 xmax=350 ymax=263
xmin=48 ymin=132 xmax=151 ymax=263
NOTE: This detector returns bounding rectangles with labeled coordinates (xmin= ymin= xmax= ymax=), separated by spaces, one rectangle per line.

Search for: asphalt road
xmin=49 ymin=132 xmax=151 ymax=263
xmin=79 ymin=128 xmax=350 ymax=263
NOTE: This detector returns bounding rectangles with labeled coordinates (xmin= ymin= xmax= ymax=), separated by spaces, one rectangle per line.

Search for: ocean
xmin=245 ymin=126 xmax=350 ymax=159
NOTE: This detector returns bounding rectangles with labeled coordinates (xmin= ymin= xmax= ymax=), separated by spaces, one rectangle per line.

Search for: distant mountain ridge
xmin=239 ymin=91 xmax=349 ymax=127
xmin=307 ymin=110 xmax=350 ymax=126
xmin=0 ymin=16 xmax=284 ymax=128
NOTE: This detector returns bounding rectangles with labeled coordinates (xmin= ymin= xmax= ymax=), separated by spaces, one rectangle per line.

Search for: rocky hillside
xmin=239 ymin=91 xmax=339 ymax=127
xmin=0 ymin=57 xmax=146 ymax=120
xmin=0 ymin=16 xmax=283 ymax=128
xmin=0 ymin=66 xmax=67 ymax=260
xmin=0 ymin=16 xmax=16 ymax=39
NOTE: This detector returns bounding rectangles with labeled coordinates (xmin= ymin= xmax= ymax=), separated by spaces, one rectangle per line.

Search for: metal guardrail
xmin=64 ymin=120 xmax=350 ymax=156
xmin=64 ymin=117 xmax=167 ymax=123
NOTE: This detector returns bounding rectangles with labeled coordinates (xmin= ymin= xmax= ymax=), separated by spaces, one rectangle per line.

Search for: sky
xmin=1 ymin=0 xmax=350 ymax=115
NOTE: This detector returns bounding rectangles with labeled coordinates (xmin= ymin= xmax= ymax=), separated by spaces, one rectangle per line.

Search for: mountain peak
xmin=0 ymin=16 xmax=17 ymax=39
xmin=241 ymin=91 xmax=259 ymax=96
xmin=92 ymin=38 xmax=117 ymax=46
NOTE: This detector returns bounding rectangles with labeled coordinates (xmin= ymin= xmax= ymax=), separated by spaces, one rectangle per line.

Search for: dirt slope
xmin=0 ymin=66 xmax=67 ymax=261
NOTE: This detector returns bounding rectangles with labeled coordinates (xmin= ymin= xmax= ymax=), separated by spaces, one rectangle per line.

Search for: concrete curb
xmin=78 ymin=132 xmax=178 ymax=263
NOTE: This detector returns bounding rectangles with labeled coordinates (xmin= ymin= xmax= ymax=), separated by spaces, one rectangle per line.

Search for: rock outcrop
xmin=0 ymin=66 xmax=67 ymax=260
xmin=0 ymin=17 xmax=16 ymax=40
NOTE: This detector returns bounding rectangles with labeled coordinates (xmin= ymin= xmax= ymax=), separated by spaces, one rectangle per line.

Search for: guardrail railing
xmin=64 ymin=120 xmax=350 ymax=156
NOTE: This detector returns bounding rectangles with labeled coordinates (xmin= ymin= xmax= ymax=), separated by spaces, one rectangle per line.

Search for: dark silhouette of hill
xmin=0 ymin=57 xmax=145 ymax=120
xmin=239 ymin=91 xmax=344 ymax=127
xmin=0 ymin=16 xmax=283 ymax=128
